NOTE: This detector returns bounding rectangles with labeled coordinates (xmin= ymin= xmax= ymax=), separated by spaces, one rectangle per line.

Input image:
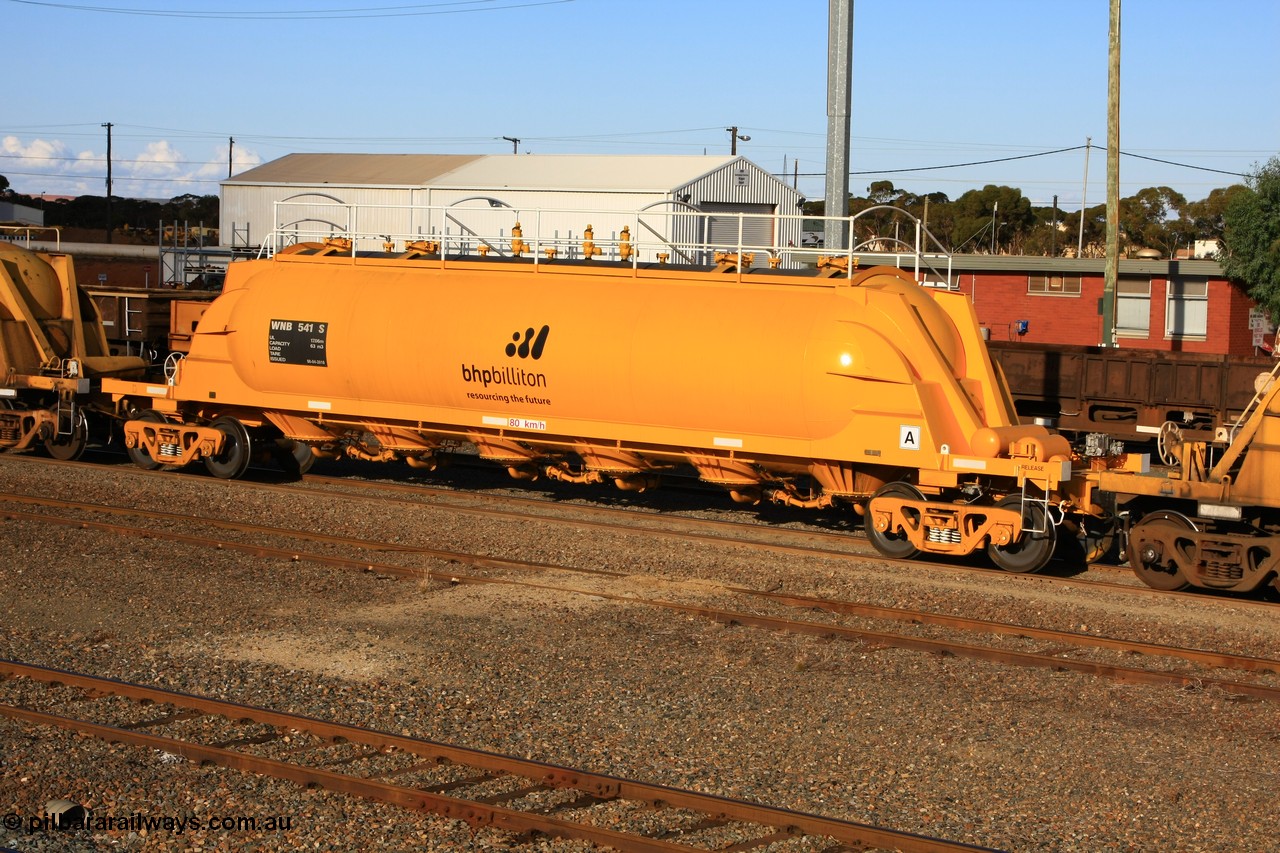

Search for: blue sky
xmin=3 ymin=0 xmax=1276 ymax=211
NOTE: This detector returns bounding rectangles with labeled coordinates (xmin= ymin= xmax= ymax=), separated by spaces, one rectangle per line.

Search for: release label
xmin=269 ymin=319 xmax=328 ymax=366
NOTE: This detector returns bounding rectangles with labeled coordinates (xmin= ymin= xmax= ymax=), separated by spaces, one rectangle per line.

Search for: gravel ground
xmin=2 ymin=452 xmax=1279 ymax=852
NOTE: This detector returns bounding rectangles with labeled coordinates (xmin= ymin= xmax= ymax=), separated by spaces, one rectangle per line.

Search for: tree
xmin=949 ymin=185 xmax=1034 ymax=254
xmin=161 ymin=193 xmax=219 ymax=224
xmin=1219 ymin=156 xmax=1280 ymax=321
xmin=849 ymin=181 xmax=910 ymax=249
xmin=0 ymin=174 xmax=10 ymax=196
xmin=1062 ymin=204 xmax=1107 ymax=257
xmin=1021 ymin=204 xmax=1068 ymax=256
xmin=840 ymin=182 xmax=955 ymax=253
xmin=1183 ymin=184 xmax=1250 ymax=248
xmin=1118 ymin=186 xmax=1187 ymax=257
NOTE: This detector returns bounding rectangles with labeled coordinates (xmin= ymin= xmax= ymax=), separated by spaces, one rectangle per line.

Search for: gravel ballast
xmin=2 ymin=453 xmax=1279 ymax=852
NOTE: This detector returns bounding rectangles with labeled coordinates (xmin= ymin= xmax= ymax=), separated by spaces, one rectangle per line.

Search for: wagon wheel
xmin=1128 ymin=510 xmax=1195 ymax=591
xmin=204 ymin=416 xmax=253 ymax=480
xmin=43 ymin=408 xmax=89 ymax=461
xmin=988 ymin=495 xmax=1057 ymax=574
xmin=126 ymin=410 xmax=167 ymax=471
xmin=1156 ymin=420 xmax=1184 ymax=466
xmin=865 ymin=482 xmax=925 ymax=560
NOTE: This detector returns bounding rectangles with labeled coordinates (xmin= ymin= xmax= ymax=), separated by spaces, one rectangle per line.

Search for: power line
xmin=788 ymin=145 xmax=1088 ymax=177
xmin=6 ymin=0 xmax=574 ymax=20
xmin=788 ymin=144 xmax=1253 ymax=181
xmin=1111 ymin=146 xmax=1252 ymax=178
xmin=1 ymin=153 xmax=236 ymax=168
xmin=1 ymin=169 xmax=222 ymax=186
xmin=4 ymin=135 xmax=1258 ymax=195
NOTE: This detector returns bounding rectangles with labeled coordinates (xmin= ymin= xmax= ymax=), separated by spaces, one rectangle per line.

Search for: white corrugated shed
xmin=221 ymin=153 xmax=803 ymax=265
xmin=0 ymin=201 xmax=44 ymax=227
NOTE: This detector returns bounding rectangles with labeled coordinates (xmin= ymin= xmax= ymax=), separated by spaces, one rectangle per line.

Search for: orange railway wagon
xmin=99 ymin=203 xmax=1092 ymax=575
xmin=16 ymin=204 xmax=1280 ymax=594
xmin=0 ymin=242 xmax=146 ymax=459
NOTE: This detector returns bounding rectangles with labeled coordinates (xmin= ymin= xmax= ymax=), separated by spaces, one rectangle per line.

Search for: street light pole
xmin=1102 ymin=0 xmax=1121 ymax=347
xmin=824 ymin=0 xmax=853 ymax=253
xmin=102 ymin=121 xmax=113 ymax=243
xmin=502 ymin=136 xmax=521 ymax=154
xmin=726 ymin=127 xmax=750 ymax=156
xmin=1078 ymin=136 xmax=1091 ymax=257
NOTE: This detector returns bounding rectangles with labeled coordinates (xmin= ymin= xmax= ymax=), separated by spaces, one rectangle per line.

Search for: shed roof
xmin=942 ymin=253 xmax=1225 ymax=277
xmin=228 ymin=154 xmax=484 ymax=186
xmin=227 ymin=153 xmax=744 ymax=192
xmin=432 ymin=154 xmax=741 ymax=191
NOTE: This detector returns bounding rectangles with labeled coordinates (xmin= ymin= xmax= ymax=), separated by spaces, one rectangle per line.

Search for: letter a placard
xmin=899 ymin=425 xmax=921 ymax=450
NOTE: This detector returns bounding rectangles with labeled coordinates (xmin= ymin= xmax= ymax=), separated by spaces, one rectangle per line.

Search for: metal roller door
xmin=700 ymin=202 xmax=776 ymax=267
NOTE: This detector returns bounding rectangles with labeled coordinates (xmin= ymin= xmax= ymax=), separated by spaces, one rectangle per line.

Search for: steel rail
xmin=4 ymin=506 xmax=1280 ymax=700
xmin=302 ymin=472 xmax=863 ymax=549
xmin=301 ymin=471 xmax=1140 ymax=580
xmin=0 ymin=477 xmax=1243 ymax=611
xmin=0 ymin=660 xmax=997 ymax=853
xmin=0 ymin=456 xmax=1214 ymax=597
xmin=0 ymin=493 xmax=425 ymax=553
xmin=4 ymin=495 xmax=1279 ymax=676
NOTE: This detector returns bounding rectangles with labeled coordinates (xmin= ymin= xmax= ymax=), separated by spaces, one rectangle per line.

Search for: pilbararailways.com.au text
xmin=7 ymin=811 xmax=294 ymax=835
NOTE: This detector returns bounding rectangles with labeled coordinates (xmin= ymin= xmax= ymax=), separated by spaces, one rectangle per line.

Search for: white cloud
xmin=194 ymin=141 xmax=262 ymax=181
xmin=133 ymin=140 xmax=183 ymax=176
xmin=73 ymin=148 xmax=101 ymax=173
xmin=4 ymin=135 xmax=66 ymax=160
xmin=2 ymin=134 xmax=243 ymax=198
xmin=3 ymin=136 xmax=95 ymax=185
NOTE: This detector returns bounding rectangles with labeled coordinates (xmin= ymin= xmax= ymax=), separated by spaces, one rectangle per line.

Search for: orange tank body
xmin=76 ymin=200 xmax=1280 ymax=592
xmin=97 ymin=206 xmax=1084 ymax=574
xmin=167 ymin=251 xmax=1019 ymax=478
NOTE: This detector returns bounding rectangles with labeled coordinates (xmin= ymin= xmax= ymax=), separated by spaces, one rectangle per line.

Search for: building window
xmin=1116 ymin=279 xmax=1151 ymax=335
xmin=1028 ymin=275 xmax=1082 ymax=296
xmin=1166 ymin=280 xmax=1208 ymax=338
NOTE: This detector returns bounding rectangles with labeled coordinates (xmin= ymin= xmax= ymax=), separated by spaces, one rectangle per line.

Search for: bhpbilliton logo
xmin=506 ymin=325 xmax=550 ymax=360
xmin=460 ymin=324 xmax=551 ymax=389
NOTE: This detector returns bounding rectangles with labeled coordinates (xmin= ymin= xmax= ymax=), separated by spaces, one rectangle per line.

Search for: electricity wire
xmin=5 ymin=0 xmax=574 ymax=19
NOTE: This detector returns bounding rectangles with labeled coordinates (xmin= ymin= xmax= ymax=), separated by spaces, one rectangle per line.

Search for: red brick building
xmin=928 ymin=255 xmax=1273 ymax=357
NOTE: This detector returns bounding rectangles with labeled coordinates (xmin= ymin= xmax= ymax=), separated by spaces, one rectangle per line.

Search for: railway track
xmin=299 ymin=469 xmax=1139 ymax=583
xmin=7 ymin=453 xmax=1280 ymax=849
xmin=0 ymin=660 xmax=996 ymax=852
xmin=25 ymin=449 xmax=1139 ymax=575
xmin=5 ymin=485 xmax=1279 ymax=702
xmin=0 ymin=455 xmax=1250 ymax=615
xmin=4 ymin=453 xmax=1147 ymax=581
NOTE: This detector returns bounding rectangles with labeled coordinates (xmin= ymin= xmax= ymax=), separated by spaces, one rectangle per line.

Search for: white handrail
xmin=263 ymin=200 xmax=953 ymax=283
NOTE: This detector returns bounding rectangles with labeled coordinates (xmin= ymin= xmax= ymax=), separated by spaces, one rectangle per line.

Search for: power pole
xmin=1102 ymin=0 xmax=1121 ymax=347
xmin=1078 ymin=136 xmax=1091 ymax=257
xmin=228 ymin=136 xmax=235 ymax=179
xmin=726 ymin=127 xmax=750 ymax=155
xmin=1051 ymin=194 xmax=1058 ymax=257
xmin=824 ymin=0 xmax=853 ymax=252
xmin=102 ymin=122 xmax=113 ymax=243
xmin=502 ymin=136 xmax=520 ymax=154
